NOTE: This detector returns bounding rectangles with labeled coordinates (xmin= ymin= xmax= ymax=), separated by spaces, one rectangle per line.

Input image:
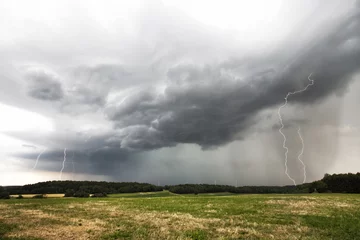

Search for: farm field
xmin=1 ymin=191 xmax=360 ymax=240
xmin=9 ymin=194 xmax=65 ymax=198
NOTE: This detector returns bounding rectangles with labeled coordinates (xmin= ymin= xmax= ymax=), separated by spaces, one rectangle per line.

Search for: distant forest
xmin=1 ymin=172 xmax=360 ymax=199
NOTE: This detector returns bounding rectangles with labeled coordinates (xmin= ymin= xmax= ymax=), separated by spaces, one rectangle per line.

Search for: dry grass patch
xmin=133 ymin=211 xmax=221 ymax=230
xmin=0 ymin=202 xmax=106 ymax=240
xmin=19 ymin=209 xmax=59 ymax=219
xmin=204 ymin=209 xmax=217 ymax=213
xmin=266 ymin=198 xmax=353 ymax=215
xmin=8 ymin=224 xmax=102 ymax=240
xmin=10 ymin=194 xmax=65 ymax=198
xmin=216 ymin=226 xmax=257 ymax=236
xmin=272 ymin=224 xmax=311 ymax=240
xmin=0 ymin=203 xmax=8 ymax=210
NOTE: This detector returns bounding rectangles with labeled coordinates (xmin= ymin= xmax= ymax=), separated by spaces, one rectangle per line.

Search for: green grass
xmin=0 ymin=192 xmax=360 ymax=239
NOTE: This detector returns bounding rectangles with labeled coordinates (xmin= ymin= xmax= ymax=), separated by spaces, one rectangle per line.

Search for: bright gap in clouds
xmin=0 ymin=103 xmax=54 ymax=132
xmin=163 ymin=0 xmax=283 ymax=30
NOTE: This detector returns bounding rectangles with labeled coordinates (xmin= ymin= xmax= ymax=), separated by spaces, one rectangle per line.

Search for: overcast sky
xmin=1 ymin=0 xmax=360 ymax=186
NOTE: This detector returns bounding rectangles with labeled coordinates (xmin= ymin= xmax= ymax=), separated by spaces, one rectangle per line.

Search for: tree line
xmin=166 ymin=173 xmax=360 ymax=194
xmin=164 ymin=183 xmax=311 ymax=194
xmin=1 ymin=181 xmax=162 ymax=198
xmin=310 ymin=172 xmax=360 ymax=193
xmin=0 ymin=172 xmax=359 ymax=198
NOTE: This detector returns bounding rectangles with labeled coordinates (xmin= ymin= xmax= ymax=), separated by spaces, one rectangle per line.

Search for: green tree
xmin=74 ymin=191 xmax=89 ymax=198
xmin=64 ymin=189 xmax=75 ymax=197
xmin=310 ymin=180 xmax=328 ymax=193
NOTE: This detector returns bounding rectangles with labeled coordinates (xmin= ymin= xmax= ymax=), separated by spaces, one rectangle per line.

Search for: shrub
xmin=32 ymin=194 xmax=45 ymax=198
xmin=310 ymin=180 xmax=328 ymax=193
xmin=91 ymin=193 xmax=107 ymax=198
xmin=74 ymin=191 xmax=89 ymax=198
xmin=16 ymin=195 xmax=24 ymax=199
xmin=64 ymin=189 xmax=75 ymax=197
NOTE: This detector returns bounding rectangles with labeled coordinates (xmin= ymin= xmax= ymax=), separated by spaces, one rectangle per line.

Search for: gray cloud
xmin=26 ymin=68 xmax=64 ymax=101
xmin=71 ymin=64 xmax=130 ymax=88
xmin=60 ymin=86 xmax=106 ymax=114
xmin=104 ymin=7 xmax=360 ymax=151
xmin=2 ymin=1 xmax=360 ymax=185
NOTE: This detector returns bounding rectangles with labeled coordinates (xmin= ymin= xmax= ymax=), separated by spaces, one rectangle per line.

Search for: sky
xmin=1 ymin=0 xmax=360 ymax=186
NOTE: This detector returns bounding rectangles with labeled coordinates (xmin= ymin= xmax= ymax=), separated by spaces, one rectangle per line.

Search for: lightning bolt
xmin=59 ymin=148 xmax=67 ymax=180
xmin=32 ymin=148 xmax=46 ymax=170
xmin=278 ymin=73 xmax=314 ymax=186
xmin=297 ymin=127 xmax=306 ymax=183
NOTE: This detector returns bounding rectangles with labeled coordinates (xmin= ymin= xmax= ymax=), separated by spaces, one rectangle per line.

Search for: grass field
xmin=1 ymin=191 xmax=360 ymax=240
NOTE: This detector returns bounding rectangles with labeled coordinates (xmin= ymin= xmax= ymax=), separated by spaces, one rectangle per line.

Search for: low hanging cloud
xmin=103 ymin=6 xmax=360 ymax=151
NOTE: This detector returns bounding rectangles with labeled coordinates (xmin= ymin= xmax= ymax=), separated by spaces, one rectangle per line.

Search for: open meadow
xmin=1 ymin=191 xmax=360 ymax=240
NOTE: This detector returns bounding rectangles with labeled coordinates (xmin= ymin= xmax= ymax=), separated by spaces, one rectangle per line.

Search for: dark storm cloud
xmin=103 ymin=7 xmax=360 ymax=151
xmin=3 ymin=1 xmax=360 ymax=186
xmin=26 ymin=69 xmax=64 ymax=101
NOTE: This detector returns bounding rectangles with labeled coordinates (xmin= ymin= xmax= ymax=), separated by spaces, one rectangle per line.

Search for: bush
xmin=64 ymin=189 xmax=75 ymax=197
xmin=310 ymin=180 xmax=328 ymax=193
xmin=32 ymin=194 xmax=45 ymax=198
xmin=91 ymin=193 xmax=107 ymax=198
xmin=0 ymin=192 xmax=10 ymax=199
xmin=73 ymin=191 xmax=89 ymax=198
xmin=16 ymin=195 xmax=24 ymax=199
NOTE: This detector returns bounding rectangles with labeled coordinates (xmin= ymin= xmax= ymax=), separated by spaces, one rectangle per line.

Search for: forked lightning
xmin=59 ymin=148 xmax=67 ymax=180
xmin=278 ymin=73 xmax=314 ymax=185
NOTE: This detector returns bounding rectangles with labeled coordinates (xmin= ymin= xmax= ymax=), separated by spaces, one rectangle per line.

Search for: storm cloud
xmin=1 ymin=0 xmax=360 ymax=185
xmin=104 ymin=6 xmax=360 ymax=151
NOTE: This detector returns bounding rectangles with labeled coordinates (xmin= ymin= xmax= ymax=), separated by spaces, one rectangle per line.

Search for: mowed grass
xmin=1 ymin=192 xmax=360 ymax=240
